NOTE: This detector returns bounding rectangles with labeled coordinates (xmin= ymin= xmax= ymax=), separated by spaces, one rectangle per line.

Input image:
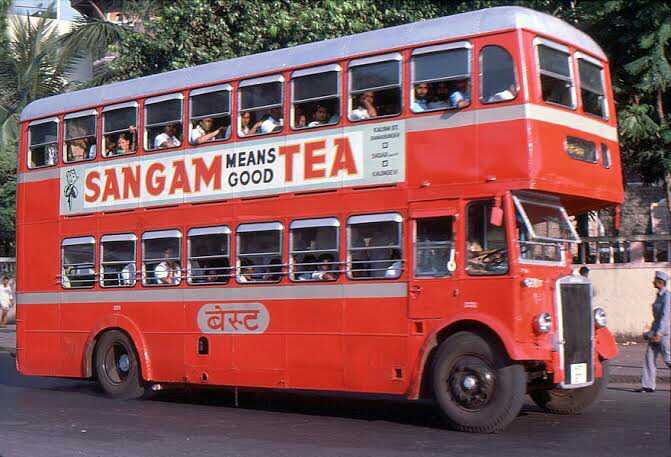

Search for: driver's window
xmin=466 ymin=201 xmax=508 ymax=275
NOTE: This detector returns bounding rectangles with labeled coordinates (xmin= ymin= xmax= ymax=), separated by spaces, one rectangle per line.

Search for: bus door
xmin=408 ymin=203 xmax=459 ymax=319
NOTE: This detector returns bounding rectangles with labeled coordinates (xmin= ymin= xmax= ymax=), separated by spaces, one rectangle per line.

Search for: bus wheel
xmin=94 ymin=330 xmax=146 ymax=400
xmin=530 ymin=361 xmax=609 ymax=415
xmin=432 ymin=332 xmax=525 ymax=433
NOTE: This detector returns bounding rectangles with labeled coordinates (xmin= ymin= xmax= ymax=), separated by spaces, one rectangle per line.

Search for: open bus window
xmin=189 ymin=85 xmax=231 ymax=145
xmin=28 ymin=119 xmax=58 ymax=168
xmin=578 ymin=58 xmax=606 ymax=118
xmin=103 ymin=104 xmax=137 ymax=157
xmin=142 ymin=230 xmax=182 ymax=286
xmin=145 ymin=95 xmax=183 ymax=151
xmin=239 ymin=77 xmax=283 ymax=137
xmin=62 ymin=237 xmax=95 ymax=288
xmin=100 ymin=234 xmax=136 ymax=287
xmin=513 ymin=195 xmax=580 ymax=263
xmin=466 ymin=201 xmax=508 ymax=275
xmin=348 ymin=213 xmax=403 ymax=279
xmin=64 ymin=112 xmax=96 ymax=163
xmin=237 ymin=222 xmax=283 ymax=283
xmin=290 ymin=218 xmax=339 ymax=281
xmin=415 ymin=217 xmax=454 ymax=277
xmin=480 ymin=46 xmax=517 ymax=104
xmin=349 ymin=55 xmax=401 ymax=120
xmin=537 ymin=43 xmax=575 ymax=108
xmin=411 ymin=45 xmax=470 ymax=112
xmin=292 ymin=66 xmax=340 ymax=129
xmin=188 ymin=226 xmax=230 ymax=285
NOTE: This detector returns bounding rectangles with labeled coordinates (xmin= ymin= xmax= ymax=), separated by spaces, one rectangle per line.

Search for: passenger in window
xmin=116 ymin=131 xmax=135 ymax=155
xmin=190 ymin=117 xmax=226 ymax=145
xmin=314 ymin=254 xmax=337 ymax=281
xmin=450 ymin=80 xmax=470 ymax=108
xmin=308 ymin=104 xmax=338 ymax=127
xmin=239 ymin=111 xmax=261 ymax=137
xmin=412 ymin=83 xmax=430 ymax=112
xmin=295 ymin=111 xmax=308 ymax=129
xmin=264 ymin=257 xmax=283 ymax=281
xmin=350 ymin=91 xmax=377 ymax=120
xmin=121 ymin=262 xmax=135 ymax=286
xmin=385 ymin=249 xmax=403 ymax=278
xmin=258 ymin=107 xmax=283 ymax=134
xmin=155 ymin=248 xmax=180 ymax=285
xmin=296 ymin=254 xmax=317 ymax=280
xmin=238 ymin=261 xmax=254 ymax=283
xmin=68 ymin=139 xmax=93 ymax=162
xmin=428 ymin=82 xmax=450 ymax=110
xmin=154 ymin=123 xmax=181 ymax=149
xmin=487 ymin=84 xmax=516 ymax=103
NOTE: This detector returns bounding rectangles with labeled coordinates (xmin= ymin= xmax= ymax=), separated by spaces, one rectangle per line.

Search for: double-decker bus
xmin=16 ymin=6 xmax=621 ymax=432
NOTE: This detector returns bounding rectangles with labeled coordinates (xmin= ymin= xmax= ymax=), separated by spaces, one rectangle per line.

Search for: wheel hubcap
xmin=103 ymin=343 xmax=131 ymax=386
xmin=447 ymin=355 xmax=496 ymax=411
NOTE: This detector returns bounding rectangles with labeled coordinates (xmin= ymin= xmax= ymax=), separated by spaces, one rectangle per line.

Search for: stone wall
xmin=597 ymin=184 xmax=666 ymax=236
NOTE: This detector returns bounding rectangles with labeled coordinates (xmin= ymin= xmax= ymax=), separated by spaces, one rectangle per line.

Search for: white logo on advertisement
xmin=197 ymin=303 xmax=270 ymax=334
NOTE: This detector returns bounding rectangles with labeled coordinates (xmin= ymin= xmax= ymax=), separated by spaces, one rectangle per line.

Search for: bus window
xmin=100 ymin=234 xmax=136 ymax=287
xmin=537 ymin=43 xmax=575 ymax=108
xmin=189 ymin=85 xmax=231 ymax=145
xmin=292 ymin=65 xmax=340 ymax=129
xmin=578 ymin=57 xmax=606 ymax=118
xmin=237 ymin=222 xmax=283 ymax=283
xmin=28 ymin=119 xmax=58 ymax=168
xmin=142 ymin=230 xmax=182 ymax=286
xmin=64 ymin=111 xmax=96 ymax=163
xmin=347 ymin=213 xmax=403 ymax=279
xmin=290 ymin=218 xmax=339 ymax=281
xmin=239 ymin=76 xmax=284 ymax=137
xmin=61 ymin=236 xmax=95 ymax=288
xmin=480 ymin=46 xmax=517 ymax=104
xmin=411 ymin=43 xmax=470 ymax=112
xmin=466 ymin=201 xmax=508 ymax=275
xmin=103 ymin=102 xmax=137 ymax=157
xmin=415 ymin=217 xmax=454 ymax=277
xmin=144 ymin=94 xmax=183 ymax=151
xmin=187 ymin=226 xmax=230 ymax=285
xmin=349 ymin=54 xmax=401 ymax=120
xmin=601 ymin=144 xmax=611 ymax=169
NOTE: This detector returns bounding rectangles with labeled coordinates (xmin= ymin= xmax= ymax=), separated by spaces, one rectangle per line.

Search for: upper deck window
xmin=290 ymin=218 xmax=339 ymax=281
xmin=237 ymin=222 xmax=283 ymax=283
xmin=187 ymin=226 xmax=230 ymax=284
xmin=28 ymin=119 xmax=58 ymax=168
xmin=103 ymin=102 xmax=137 ymax=158
xmin=239 ymin=76 xmax=284 ymax=137
xmin=292 ymin=65 xmax=340 ymax=129
xmin=411 ymin=43 xmax=471 ymax=112
xmin=189 ymin=85 xmax=231 ymax=145
xmin=64 ymin=111 xmax=96 ymax=163
xmin=347 ymin=213 xmax=403 ymax=279
xmin=145 ymin=94 xmax=183 ymax=151
xmin=62 ymin=236 xmax=95 ymax=288
xmin=142 ymin=230 xmax=182 ymax=286
xmin=537 ymin=42 xmax=575 ymax=108
xmin=578 ymin=57 xmax=607 ymax=118
xmin=349 ymin=54 xmax=401 ymax=121
xmin=100 ymin=234 xmax=136 ymax=287
xmin=480 ymin=46 xmax=517 ymax=104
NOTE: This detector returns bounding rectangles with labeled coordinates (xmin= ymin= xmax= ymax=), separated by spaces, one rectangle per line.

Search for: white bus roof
xmin=20 ymin=6 xmax=606 ymax=122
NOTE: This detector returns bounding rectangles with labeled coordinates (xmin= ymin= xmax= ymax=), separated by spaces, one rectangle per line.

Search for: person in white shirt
xmin=154 ymin=124 xmax=181 ymax=149
xmin=411 ymin=83 xmax=430 ymax=112
xmin=154 ymin=248 xmax=180 ymax=285
xmin=0 ymin=276 xmax=14 ymax=327
xmin=257 ymin=108 xmax=283 ymax=134
xmin=350 ymin=91 xmax=377 ymax=120
xmin=190 ymin=117 xmax=228 ymax=145
xmin=308 ymin=104 xmax=338 ymax=127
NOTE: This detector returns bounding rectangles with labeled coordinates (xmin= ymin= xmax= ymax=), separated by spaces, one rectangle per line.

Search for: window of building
xmin=237 ymin=222 xmax=283 ymax=283
xmin=466 ymin=201 xmax=508 ymax=275
xmin=187 ymin=226 xmax=230 ymax=284
xmin=292 ymin=65 xmax=340 ymax=129
xmin=28 ymin=118 xmax=58 ymax=168
xmin=347 ymin=213 xmax=403 ymax=279
xmin=290 ymin=218 xmax=339 ymax=281
xmin=565 ymin=136 xmax=597 ymax=163
xmin=142 ymin=230 xmax=182 ymax=286
xmin=480 ymin=45 xmax=517 ymax=104
xmin=64 ymin=110 xmax=97 ymax=163
xmin=239 ymin=76 xmax=284 ymax=137
xmin=349 ymin=54 xmax=402 ymax=120
xmin=415 ymin=217 xmax=454 ymax=277
xmin=103 ymin=102 xmax=137 ymax=157
xmin=601 ymin=144 xmax=611 ymax=169
xmin=411 ymin=43 xmax=471 ymax=112
xmin=144 ymin=94 xmax=183 ymax=151
xmin=537 ymin=42 xmax=575 ymax=108
xmin=189 ymin=84 xmax=232 ymax=145
xmin=100 ymin=234 xmax=136 ymax=287
xmin=62 ymin=236 xmax=95 ymax=288
xmin=578 ymin=57 xmax=606 ymax=118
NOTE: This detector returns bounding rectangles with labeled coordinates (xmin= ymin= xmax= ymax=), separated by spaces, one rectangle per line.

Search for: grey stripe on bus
xmin=16 ymin=282 xmax=408 ymax=305
xmin=17 ymin=167 xmax=59 ymax=184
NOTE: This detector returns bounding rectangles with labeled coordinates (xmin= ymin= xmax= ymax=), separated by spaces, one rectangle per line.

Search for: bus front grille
xmin=559 ymin=282 xmax=593 ymax=386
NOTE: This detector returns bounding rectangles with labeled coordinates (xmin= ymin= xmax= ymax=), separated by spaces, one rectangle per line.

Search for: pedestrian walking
xmin=0 ymin=275 xmax=14 ymax=327
xmin=639 ymin=270 xmax=671 ymax=392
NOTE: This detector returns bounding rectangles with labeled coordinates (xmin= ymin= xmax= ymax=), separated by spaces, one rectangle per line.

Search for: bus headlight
xmin=594 ymin=308 xmax=607 ymax=328
xmin=533 ymin=313 xmax=552 ymax=334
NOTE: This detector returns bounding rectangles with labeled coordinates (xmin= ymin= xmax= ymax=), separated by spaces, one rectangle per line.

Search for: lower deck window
xmin=415 ymin=217 xmax=454 ymax=277
xmin=237 ymin=223 xmax=283 ymax=283
xmin=290 ymin=218 xmax=339 ymax=281
xmin=188 ymin=227 xmax=230 ymax=284
xmin=100 ymin=234 xmax=136 ymax=287
xmin=62 ymin=237 xmax=95 ymax=288
xmin=142 ymin=230 xmax=182 ymax=286
xmin=466 ymin=201 xmax=508 ymax=275
xmin=348 ymin=213 xmax=403 ymax=279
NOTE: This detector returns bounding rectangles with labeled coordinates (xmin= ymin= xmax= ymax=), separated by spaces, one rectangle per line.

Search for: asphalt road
xmin=0 ymin=353 xmax=669 ymax=457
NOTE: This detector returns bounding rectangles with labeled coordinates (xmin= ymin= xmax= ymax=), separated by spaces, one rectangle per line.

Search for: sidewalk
xmin=0 ymin=324 xmax=16 ymax=353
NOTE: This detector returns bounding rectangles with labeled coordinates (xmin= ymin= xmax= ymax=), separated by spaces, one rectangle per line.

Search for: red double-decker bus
xmin=16 ymin=7 xmax=621 ymax=432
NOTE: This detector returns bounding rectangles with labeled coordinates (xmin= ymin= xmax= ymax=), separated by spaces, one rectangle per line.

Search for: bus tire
xmin=94 ymin=330 xmax=146 ymax=400
xmin=432 ymin=331 xmax=525 ymax=433
xmin=530 ymin=361 xmax=609 ymax=415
